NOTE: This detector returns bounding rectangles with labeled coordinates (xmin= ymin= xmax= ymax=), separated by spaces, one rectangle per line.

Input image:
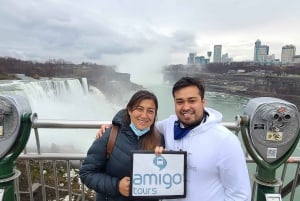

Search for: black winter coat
xmin=80 ymin=109 xmax=165 ymax=201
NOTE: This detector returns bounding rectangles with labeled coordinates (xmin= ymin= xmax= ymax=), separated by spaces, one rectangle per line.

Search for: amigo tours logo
xmin=132 ymin=153 xmax=185 ymax=196
xmin=153 ymin=155 xmax=167 ymax=171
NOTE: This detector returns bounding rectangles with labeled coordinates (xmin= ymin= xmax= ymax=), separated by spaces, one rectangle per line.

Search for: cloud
xmin=0 ymin=0 xmax=300 ymax=65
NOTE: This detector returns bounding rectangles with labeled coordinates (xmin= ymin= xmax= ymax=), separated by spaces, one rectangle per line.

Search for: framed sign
xmin=265 ymin=194 xmax=282 ymax=201
xmin=130 ymin=150 xmax=187 ymax=199
xmin=0 ymin=189 xmax=3 ymax=201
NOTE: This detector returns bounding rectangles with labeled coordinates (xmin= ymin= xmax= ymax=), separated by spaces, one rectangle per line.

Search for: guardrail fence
xmin=12 ymin=119 xmax=300 ymax=201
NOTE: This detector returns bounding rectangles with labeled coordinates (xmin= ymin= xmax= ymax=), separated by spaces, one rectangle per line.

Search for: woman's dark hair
xmin=124 ymin=90 xmax=161 ymax=150
xmin=172 ymin=76 xmax=205 ymax=100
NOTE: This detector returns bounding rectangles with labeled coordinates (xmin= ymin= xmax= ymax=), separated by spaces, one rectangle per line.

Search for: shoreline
xmin=163 ymin=71 xmax=300 ymax=109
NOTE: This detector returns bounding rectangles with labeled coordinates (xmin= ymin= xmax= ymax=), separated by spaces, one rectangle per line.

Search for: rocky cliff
xmin=0 ymin=57 xmax=144 ymax=105
xmin=163 ymin=69 xmax=300 ymax=109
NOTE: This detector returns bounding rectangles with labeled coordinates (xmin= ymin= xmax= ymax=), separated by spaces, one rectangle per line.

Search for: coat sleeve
xmin=79 ymin=129 xmax=120 ymax=197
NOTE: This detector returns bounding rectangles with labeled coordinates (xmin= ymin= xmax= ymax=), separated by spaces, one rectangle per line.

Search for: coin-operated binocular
xmin=238 ymin=97 xmax=300 ymax=201
xmin=0 ymin=95 xmax=32 ymax=201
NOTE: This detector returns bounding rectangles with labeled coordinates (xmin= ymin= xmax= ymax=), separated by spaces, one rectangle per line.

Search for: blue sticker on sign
xmin=153 ymin=155 xmax=167 ymax=171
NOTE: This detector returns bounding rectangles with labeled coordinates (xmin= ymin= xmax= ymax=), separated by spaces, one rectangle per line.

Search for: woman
xmin=80 ymin=90 xmax=164 ymax=201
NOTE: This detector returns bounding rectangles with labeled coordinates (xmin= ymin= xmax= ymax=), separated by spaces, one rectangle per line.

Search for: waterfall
xmin=0 ymin=77 xmax=121 ymax=153
xmin=1 ymin=77 xmax=119 ymax=119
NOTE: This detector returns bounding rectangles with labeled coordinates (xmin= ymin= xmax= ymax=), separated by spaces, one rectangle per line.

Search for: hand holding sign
xmin=154 ymin=146 xmax=164 ymax=155
xmin=119 ymin=176 xmax=130 ymax=197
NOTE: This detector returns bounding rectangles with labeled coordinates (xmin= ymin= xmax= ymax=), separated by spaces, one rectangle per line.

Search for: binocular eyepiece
xmin=243 ymin=97 xmax=300 ymax=164
xmin=271 ymin=113 xmax=291 ymax=121
xmin=0 ymin=100 xmax=12 ymax=115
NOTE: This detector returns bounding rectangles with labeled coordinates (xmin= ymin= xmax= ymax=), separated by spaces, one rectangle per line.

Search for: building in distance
xmin=281 ymin=45 xmax=296 ymax=64
xmin=213 ymin=45 xmax=222 ymax=63
xmin=187 ymin=39 xmax=300 ymax=66
xmin=187 ymin=52 xmax=210 ymax=65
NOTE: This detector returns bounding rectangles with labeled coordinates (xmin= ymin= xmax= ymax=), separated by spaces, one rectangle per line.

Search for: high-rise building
xmin=254 ymin=39 xmax=261 ymax=62
xmin=222 ymin=53 xmax=232 ymax=63
xmin=195 ymin=56 xmax=207 ymax=64
xmin=187 ymin=52 xmax=196 ymax=64
xmin=207 ymin=51 xmax=212 ymax=62
xmin=213 ymin=45 xmax=222 ymax=63
xmin=253 ymin=39 xmax=269 ymax=63
xmin=281 ymin=45 xmax=296 ymax=64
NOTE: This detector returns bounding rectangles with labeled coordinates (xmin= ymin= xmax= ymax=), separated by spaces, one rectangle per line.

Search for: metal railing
xmin=14 ymin=118 xmax=300 ymax=201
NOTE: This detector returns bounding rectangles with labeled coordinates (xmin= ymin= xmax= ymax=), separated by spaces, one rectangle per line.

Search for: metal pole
xmin=0 ymin=113 xmax=32 ymax=201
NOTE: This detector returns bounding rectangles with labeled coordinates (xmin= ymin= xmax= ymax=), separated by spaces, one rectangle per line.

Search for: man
xmin=97 ymin=76 xmax=251 ymax=201
xmin=154 ymin=77 xmax=251 ymax=201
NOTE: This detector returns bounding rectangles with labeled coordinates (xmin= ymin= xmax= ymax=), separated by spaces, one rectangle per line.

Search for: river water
xmin=0 ymin=76 xmax=299 ymax=200
xmin=0 ymin=77 xmax=250 ymax=152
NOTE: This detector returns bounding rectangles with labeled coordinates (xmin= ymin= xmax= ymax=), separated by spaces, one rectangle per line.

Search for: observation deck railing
xmin=13 ymin=118 xmax=300 ymax=201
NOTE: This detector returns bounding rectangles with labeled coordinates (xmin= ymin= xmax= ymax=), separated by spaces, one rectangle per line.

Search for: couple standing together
xmin=80 ymin=76 xmax=251 ymax=201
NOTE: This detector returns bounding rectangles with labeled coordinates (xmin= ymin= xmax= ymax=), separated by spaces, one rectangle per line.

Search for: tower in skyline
xmin=254 ymin=39 xmax=269 ymax=63
xmin=187 ymin=52 xmax=196 ymax=64
xmin=207 ymin=51 xmax=212 ymax=62
xmin=281 ymin=45 xmax=296 ymax=64
xmin=254 ymin=39 xmax=261 ymax=62
xmin=213 ymin=45 xmax=222 ymax=63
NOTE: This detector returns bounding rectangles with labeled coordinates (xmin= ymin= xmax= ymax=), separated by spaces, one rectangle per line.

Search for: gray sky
xmin=0 ymin=0 xmax=299 ymax=80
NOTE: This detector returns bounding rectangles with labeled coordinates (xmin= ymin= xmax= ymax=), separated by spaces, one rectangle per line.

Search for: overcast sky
xmin=0 ymin=0 xmax=299 ymax=82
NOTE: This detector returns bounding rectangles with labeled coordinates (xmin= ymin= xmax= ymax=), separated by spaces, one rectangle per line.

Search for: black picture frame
xmin=130 ymin=150 xmax=187 ymax=199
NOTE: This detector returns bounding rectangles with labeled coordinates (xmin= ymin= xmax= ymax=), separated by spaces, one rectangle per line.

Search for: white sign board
xmin=0 ymin=189 xmax=4 ymax=201
xmin=265 ymin=193 xmax=282 ymax=201
xmin=131 ymin=150 xmax=187 ymax=199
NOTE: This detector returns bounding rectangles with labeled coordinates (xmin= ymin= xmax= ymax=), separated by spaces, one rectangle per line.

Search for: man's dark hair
xmin=172 ymin=77 xmax=205 ymax=99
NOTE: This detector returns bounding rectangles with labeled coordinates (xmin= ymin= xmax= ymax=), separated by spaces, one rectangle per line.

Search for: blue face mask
xmin=173 ymin=120 xmax=192 ymax=140
xmin=130 ymin=122 xmax=150 ymax=137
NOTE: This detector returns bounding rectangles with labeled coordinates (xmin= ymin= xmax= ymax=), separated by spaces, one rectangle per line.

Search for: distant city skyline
xmin=1 ymin=0 xmax=300 ymax=84
xmin=187 ymin=39 xmax=299 ymax=65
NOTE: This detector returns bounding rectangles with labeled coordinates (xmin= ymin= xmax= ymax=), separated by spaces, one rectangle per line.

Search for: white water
xmin=0 ymin=76 xmax=249 ymax=153
xmin=0 ymin=76 xmax=121 ymax=153
xmin=1 ymin=75 xmax=300 ymax=200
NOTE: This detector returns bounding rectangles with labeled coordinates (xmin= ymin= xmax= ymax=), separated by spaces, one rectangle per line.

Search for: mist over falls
xmin=0 ymin=57 xmax=164 ymax=153
xmin=0 ymin=77 xmax=133 ymax=153
xmin=0 ymin=73 xmax=251 ymax=154
xmin=0 ymin=57 xmax=145 ymax=106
